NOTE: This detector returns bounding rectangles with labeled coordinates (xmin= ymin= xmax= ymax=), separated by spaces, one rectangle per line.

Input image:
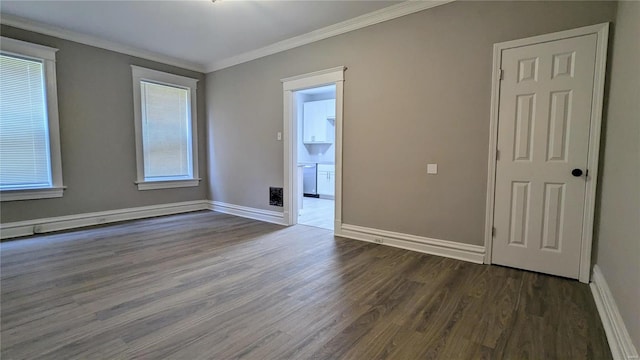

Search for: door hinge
xmin=585 ymin=169 xmax=589 ymax=177
xmin=496 ymin=149 xmax=500 ymax=161
xmin=499 ymin=69 xmax=504 ymax=81
xmin=492 ymin=227 xmax=496 ymax=237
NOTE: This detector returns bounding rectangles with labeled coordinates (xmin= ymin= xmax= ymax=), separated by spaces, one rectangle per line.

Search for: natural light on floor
xmin=298 ymin=197 xmax=334 ymax=230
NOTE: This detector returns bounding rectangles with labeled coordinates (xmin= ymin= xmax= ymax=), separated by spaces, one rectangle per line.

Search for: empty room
xmin=0 ymin=1 xmax=638 ymax=359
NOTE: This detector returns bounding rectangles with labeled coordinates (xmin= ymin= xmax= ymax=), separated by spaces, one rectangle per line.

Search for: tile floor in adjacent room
xmin=298 ymin=197 xmax=334 ymax=230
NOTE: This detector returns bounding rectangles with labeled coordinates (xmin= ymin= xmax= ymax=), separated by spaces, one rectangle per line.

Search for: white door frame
xmin=281 ymin=66 xmax=345 ymax=232
xmin=484 ymin=23 xmax=609 ymax=283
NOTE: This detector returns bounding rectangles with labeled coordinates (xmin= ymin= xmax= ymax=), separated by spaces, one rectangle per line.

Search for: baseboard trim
xmin=0 ymin=200 xmax=209 ymax=240
xmin=338 ymin=223 xmax=485 ymax=264
xmin=590 ymin=265 xmax=639 ymax=360
xmin=208 ymin=201 xmax=288 ymax=226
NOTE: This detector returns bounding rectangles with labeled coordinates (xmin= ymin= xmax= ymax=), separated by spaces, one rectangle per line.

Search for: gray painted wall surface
xmin=594 ymin=0 xmax=640 ymax=349
xmin=0 ymin=25 xmax=208 ymax=223
xmin=206 ymin=1 xmax=617 ymax=246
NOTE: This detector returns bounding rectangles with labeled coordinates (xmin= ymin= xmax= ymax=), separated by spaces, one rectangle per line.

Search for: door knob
xmin=571 ymin=168 xmax=583 ymax=177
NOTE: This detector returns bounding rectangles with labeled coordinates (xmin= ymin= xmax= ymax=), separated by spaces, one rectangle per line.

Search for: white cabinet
xmin=303 ymin=99 xmax=335 ymax=144
xmin=325 ymin=98 xmax=336 ymax=119
xmin=317 ymin=164 xmax=335 ymax=197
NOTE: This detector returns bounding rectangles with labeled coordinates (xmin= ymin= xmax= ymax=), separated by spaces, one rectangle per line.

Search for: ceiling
xmin=0 ymin=0 xmax=408 ymax=72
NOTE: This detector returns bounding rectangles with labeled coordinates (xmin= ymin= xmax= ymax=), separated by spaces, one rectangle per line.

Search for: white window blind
xmin=140 ymin=81 xmax=192 ymax=181
xmin=0 ymin=53 xmax=52 ymax=190
xmin=131 ymin=65 xmax=198 ymax=190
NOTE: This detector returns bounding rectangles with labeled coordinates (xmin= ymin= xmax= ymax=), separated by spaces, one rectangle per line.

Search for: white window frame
xmin=131 ymin=65 xmax=199 ymax=190
xmin=0 ymin=37 xmax=64 ymax=201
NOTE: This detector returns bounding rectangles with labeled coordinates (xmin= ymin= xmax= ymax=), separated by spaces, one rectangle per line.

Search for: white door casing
xmin=281 ymin=67 xmax=345 ymax=231
xmin=485 ymin=24 xmax=609 ymax=283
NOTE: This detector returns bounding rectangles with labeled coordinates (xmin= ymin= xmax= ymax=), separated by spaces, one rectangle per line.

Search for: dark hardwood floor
xmin=0 ymin=211 xmax=611 ymax=359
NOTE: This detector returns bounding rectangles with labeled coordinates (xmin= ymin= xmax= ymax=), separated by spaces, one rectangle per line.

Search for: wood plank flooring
xmin=0 ymin=211 xmax=611 ymax=359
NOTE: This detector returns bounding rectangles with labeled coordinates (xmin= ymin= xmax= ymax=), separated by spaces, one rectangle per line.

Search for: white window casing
xmin=131 ymin=65 xmax=199 ymax=190
xmin=0 ymin=37 xmax=64 ymax=201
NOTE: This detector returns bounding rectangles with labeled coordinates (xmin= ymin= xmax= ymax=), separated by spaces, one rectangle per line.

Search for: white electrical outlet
xmin=427 ymin=163 xmax=438 ymax=174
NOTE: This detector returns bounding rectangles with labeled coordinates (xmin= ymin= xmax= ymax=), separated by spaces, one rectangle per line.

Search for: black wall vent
xmin=269 ymin=187 xmax=283 ymax=207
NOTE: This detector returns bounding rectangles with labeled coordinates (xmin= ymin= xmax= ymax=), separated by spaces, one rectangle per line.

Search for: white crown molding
xmin=0 ymin=200 xmax=209 ymax=239
xmin=206 ymin=0 xmax=455 ymax=72
xmin=1 ymin=1 xmax=454 ymax=75
xmin=208 ymin=201 xmax=288 ymax=226
xmin=337 ymin=223 xmax=485 ymax=264
xmin=590 ymin=265 xmax=639 ymax=360
xmin=0 ymin=13 xmax=206 ymax=73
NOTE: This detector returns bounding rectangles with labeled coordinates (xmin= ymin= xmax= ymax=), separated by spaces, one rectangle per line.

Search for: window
xmin=0 ymin=37 xmax=63 ymax=201
xmin=131 ymin=66 xmax=199 ymax=190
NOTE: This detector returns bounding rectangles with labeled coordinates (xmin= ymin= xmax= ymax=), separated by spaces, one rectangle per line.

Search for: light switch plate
xmin=277 ymin=132 xmax=282 ymax=141
xmin=427 ymin=163 xmax=438 ymax=174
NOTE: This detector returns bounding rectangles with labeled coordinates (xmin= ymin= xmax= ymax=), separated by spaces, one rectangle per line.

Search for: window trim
xmin=0 ymin=37 xmax=64 ymax=201
xmin=131 ymin=65 xmax=199 ymax=191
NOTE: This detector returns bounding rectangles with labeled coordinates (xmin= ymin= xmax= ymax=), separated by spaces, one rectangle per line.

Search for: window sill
xmin=136 ymin=179 xmax=200 ymax=191
xmin=0 ymin=187 xmax=65 ymax=201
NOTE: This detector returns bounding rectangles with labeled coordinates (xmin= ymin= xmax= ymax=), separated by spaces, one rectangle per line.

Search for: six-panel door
xmin=492 ymin=34 xmax=597 ymax=279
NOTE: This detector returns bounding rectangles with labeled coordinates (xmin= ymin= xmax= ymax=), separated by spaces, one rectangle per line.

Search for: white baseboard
xmin=208 ymin=201 xmax=288 ymax=226
xmin=590 ymin=265 xmax=639 ymax=360
xmin=337 ymin=223 xmax=485 ymax=264
xmin=0 ymin=200 xmax=209 ymax=240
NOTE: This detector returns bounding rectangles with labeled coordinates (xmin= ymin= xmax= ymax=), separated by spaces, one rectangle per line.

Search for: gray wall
xmin=595 ymin=0 xmax=640 ymax=349
xmin=206 ymin=1 xmax=617 ymax=246
xmin=0 ymin=25 xmax=208 ymax=223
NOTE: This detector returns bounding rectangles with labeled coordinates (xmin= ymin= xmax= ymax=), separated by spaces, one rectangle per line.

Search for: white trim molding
xmin=590 ymin=265 xmax=639 ymax=360
xmin=0 ymin=14 xmax=205 ymax=72
xmin=131 ymin=65 xmax=200 ymax=191
xmin=281 ymin=67 xmax=345 ymax=233
xmin=0 ymin=187 xmax=65 ymax=202
xmin=281 ymin=66 xmax=346 ymax=90
xmin=0 ymin=37 xmax=64 ymax=202
xmin=337 ymin=223 xmax=485 ymax=264
xmin=484 ymin=23 xmax=610 ymax=283
xmin=0 ymin=35 xmax=58 ymax=60
xmin=0 ymin=200 xmax=208 ymax=240
xmin=136 ymin=179 xmax=201 ymax=191
xmin=206 ymin=0 xmax=454 ymax=71
xmin=1 ymin=2 xmax=454 ymax=74
xmin=208 ymin=201 xmax=288 ymax=226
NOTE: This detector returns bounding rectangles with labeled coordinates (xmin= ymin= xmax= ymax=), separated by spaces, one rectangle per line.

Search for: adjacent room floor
xmin=298 ymin=197 xmax=334 ymax=230
xmin=0 ymin=211 xmax=611 ymax=359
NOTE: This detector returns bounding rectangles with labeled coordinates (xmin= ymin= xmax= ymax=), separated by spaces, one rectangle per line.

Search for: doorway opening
xmin=281 ymin=66 xmax=345 ymax=233
xmin=295 ymin=85 xmax=336 ymax=230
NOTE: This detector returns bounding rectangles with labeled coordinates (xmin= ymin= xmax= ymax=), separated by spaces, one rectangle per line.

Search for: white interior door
xmin=492 ymin=34 xmax=598 ymax=279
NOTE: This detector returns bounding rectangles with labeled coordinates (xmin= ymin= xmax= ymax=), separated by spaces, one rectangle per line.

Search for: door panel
xmin=541 ymin=182 xmax=564 ymax=251
xmin=492 ymin=34 xmax=597 ymax=279
xmin=547 ymin=91 xmax=571 ymax=161
xmin=508 ymin=181 xmax=530 ymax=246
xmin=514 ymin=94 xmax=535 ymax=161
